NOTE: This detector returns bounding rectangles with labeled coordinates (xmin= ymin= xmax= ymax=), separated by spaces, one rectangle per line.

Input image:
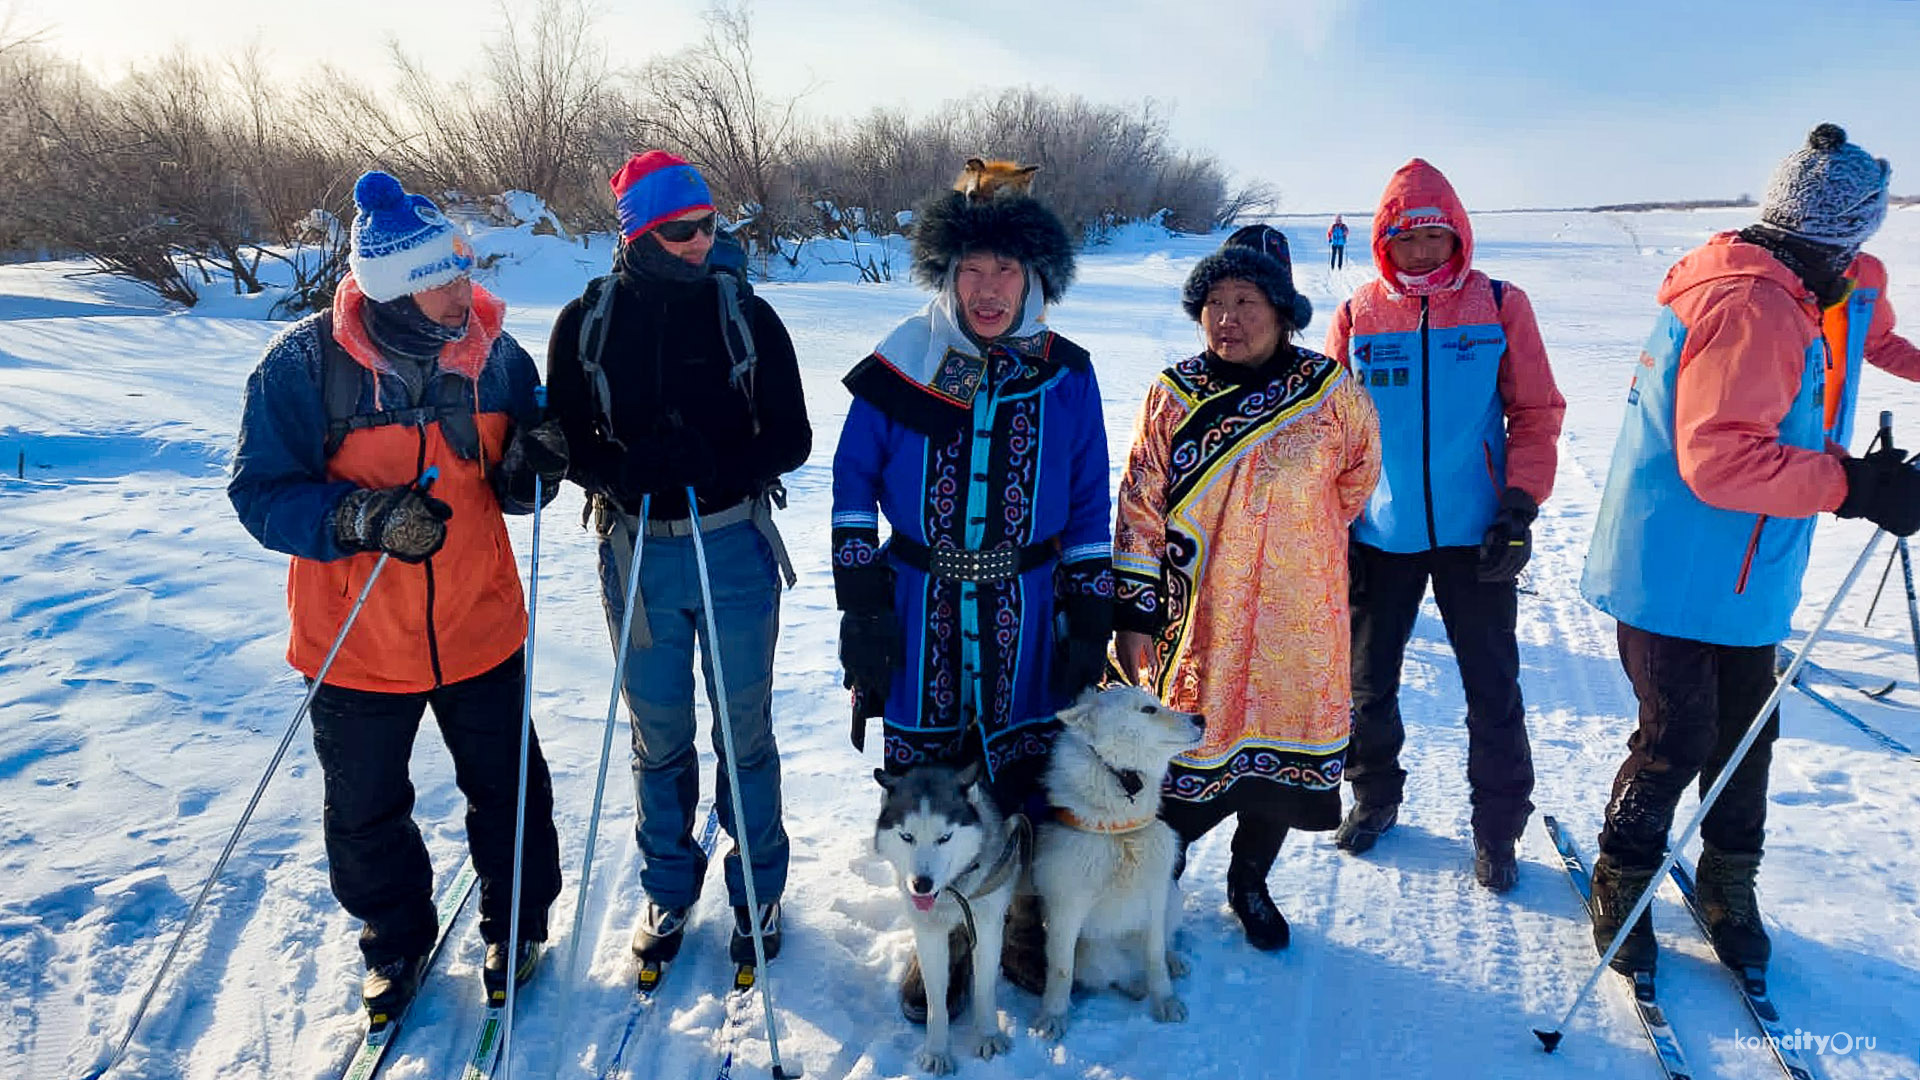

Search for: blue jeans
xmin=598 ymin=518 xmax=788 ymax=909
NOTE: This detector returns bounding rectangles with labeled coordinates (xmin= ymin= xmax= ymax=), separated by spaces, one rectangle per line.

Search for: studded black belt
xmin=890 ymin=535 xmax=1058 ymax=582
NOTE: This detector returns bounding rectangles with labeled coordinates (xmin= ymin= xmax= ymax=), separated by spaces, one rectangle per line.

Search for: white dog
xmin=1030 ymin=684 xmax=1205 ymax=1039
xmin=873 ymin=762 xmax=1025 ymax=1074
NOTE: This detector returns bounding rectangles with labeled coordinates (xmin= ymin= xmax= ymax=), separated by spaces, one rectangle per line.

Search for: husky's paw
xmin=972 ymin=1029 xmax=1013 ymax=1059
xmin=1030 ymin=1011 xmax=1069 ymax=1041
xmin=915 ymin=1046 xmax=957 ymax=1075
xmin=1149 ymin=993 xmax=1188 ymax=1024
xmin=1166 ymin=951 xmax=1190 ymax=979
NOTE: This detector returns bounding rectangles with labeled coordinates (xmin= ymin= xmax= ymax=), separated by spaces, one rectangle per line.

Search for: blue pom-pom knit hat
xmin=347 ymin=170 xmax=474 ymax=303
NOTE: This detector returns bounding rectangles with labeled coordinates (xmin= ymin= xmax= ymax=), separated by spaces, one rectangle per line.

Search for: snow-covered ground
xmin=3 ymin=207 xmax=1918 ymax=1080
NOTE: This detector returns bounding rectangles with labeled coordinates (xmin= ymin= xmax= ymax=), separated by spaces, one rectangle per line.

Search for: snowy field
xmin=3 ymin=206 xmax=1918 ymax=1080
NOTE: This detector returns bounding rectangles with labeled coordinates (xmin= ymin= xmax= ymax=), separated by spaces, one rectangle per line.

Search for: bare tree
xmin=633 ymin=1 xmax=810 ymax=253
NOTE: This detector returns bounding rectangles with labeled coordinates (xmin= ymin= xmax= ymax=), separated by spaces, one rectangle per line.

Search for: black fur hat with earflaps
xmin=910 ymin=190 xmax=1077 ymax=304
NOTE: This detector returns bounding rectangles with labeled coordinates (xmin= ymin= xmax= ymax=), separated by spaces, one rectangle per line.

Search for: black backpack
xmin=575 ymin=230 xmax=762 ymax=448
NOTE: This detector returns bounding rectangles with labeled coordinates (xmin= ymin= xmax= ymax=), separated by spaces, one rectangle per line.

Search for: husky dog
xmin=954 ymin=157 xmax=1039 ymax=201
xmin=874 ymin=762 xmax=1025 ymax=1074
xmin=1030 ymin=685 xmax=1205 ymax=1040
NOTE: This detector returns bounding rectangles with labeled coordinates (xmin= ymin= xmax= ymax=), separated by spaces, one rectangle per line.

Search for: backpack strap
xmin=318 ymin=310 xmax=480 ymax=460
xmin=574 ymin=274 xmax=628 ymax=454
xmin=715 ymin=273 xmax=762 ymax=435
xmin=1490 ymin=278 xmax=1506 ymax=311
xmin=319 ymin=312 xmax=364 ymax=458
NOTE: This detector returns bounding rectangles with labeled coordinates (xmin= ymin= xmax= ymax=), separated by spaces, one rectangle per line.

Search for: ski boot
xmin=1696 ymin=847 xmax=1770 ymax=973
xmin=731 ymin=901 xmax=782 ymax=965
xmin=632 ymin=900 xmax=690 ymax=962
xmin=363 ymin=954 xmax=429 ymax=1029
xmin=482 ymin=939 xmax=541 ymax=1005
xmin=1589 ymin=854 xmax=1658 ymax=976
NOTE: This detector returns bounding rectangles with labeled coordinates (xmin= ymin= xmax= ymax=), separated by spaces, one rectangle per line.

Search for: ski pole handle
xmin=1880 ymin=410 xmax=1893 ymax=452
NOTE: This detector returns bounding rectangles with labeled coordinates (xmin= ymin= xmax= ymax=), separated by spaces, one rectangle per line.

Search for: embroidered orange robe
xmin=1114 ymin=348 xmax=1380 ymax=804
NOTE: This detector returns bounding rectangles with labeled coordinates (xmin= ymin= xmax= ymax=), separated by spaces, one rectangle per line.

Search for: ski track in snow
xmin=4 ymin=211 xmax=1919 ymax=1078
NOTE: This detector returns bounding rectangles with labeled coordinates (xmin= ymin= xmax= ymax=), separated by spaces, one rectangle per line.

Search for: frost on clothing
xmin=1113 ymin=348 xmax=1380 ymax=807
xmin=1324 ymin=158 xmax=1565 ymax=554
xmin=831 ymin=285 xmax=1112 ymax=806
xmin=1583 ymin=237 xmax=1920 ymax=647
xmin=228 ymin=277 xmax=545 ymax=693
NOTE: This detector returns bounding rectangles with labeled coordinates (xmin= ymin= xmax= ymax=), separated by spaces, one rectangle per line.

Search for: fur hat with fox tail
xmin=910 ymin=191 xmax=1077 ymax=303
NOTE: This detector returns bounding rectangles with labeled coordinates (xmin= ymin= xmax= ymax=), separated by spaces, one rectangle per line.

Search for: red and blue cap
xmin=610 ymin=151 xmax=715 ymax=242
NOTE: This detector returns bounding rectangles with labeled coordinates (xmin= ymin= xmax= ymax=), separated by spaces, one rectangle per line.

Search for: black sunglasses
xmin=654 ymin=213 xmax=718 ymax=242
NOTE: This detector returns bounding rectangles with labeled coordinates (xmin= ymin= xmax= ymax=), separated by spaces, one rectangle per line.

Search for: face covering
xmin=618 ymin=233 xmax=710 ymax=284
xmin=1739 ymin=224 xmax=1855 ymax=308
xmin=363 ymin=293 xmax=469 ymax=361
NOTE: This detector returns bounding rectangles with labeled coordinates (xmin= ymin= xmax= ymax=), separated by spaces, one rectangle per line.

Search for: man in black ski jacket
xmin=546 ymin=150 xmax=811 ymax=974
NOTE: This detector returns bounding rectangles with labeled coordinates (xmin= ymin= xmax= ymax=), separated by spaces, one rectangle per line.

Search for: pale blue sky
xmin=25 ymin=0 xmax=1920 ymax=212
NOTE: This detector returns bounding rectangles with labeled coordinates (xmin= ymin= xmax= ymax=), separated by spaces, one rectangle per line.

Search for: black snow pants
xmin=1347 ymin=541 xmax=1535 ymax=844
xmin=1330 ymin=245 xmax=1346 ymax=270
xmin=309 ymin=650 xmax=562 ymax=966
xmin=1597 ymin=623 xmax=1778 ymax=870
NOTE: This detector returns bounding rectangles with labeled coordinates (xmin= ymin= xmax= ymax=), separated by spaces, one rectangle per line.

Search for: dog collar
xmin=1054 ymin=806 xmax=1158 ymax=835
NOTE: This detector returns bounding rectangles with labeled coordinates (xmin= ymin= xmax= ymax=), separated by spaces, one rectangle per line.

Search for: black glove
xmin=840 ymin=610 xmax=903 ymax=698
xmin=1051 ymin=587 xmax=1114 ymax=698
xmin=1052 ymin=632 xmax=1110 ymax=698
xmin=1838 ymin=446 xmax=1920 ymax=537
xmin=496 ymin=418 xmax=569 ymax=506
xmin=1477 ymin=487 xmax=1538 ymax=584
xmin=333 ymin=484 xmax=453 ymax=563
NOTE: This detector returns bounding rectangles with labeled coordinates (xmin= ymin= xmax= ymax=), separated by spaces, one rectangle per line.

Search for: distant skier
xmin=228 ymin=171 xmax=567 ymax=1022
xmin=1581 ymin=124 xmax=1920 ymax=979
xmin=1328 ymin=215 xmax=1349 ymax=269
xmin=1322 ymin=159 xmax=1567 ymax=893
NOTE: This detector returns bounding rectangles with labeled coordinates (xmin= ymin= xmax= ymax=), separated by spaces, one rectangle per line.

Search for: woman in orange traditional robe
xmin=1114 ymin=226 xmax=1380 ymax=950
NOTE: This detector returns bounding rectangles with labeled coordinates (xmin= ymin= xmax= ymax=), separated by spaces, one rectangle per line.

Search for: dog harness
xmin=939 ymin=813 xmax=1033 ymax=952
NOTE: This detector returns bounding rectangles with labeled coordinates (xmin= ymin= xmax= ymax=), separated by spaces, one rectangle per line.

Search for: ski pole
xmin=1535 ymin=521 xmax=1887 ymax=1053
xmin=1863 ymin=544 xmax=1897 ymax=626
xmin=547 ymin=490 xmax=650 ymax=1080
xmin=1864 ymin=410 xmax=1900 ymax=629
xmin=686 ymin=488 xmax=802 ymax=1080
xmin=84 ymin=469 xmax=437 ymax=1080
xmin=499 ymin=389 xmax=551 ymax=1080
xmin=1898 ymin=537 xmax=1920 ymax=691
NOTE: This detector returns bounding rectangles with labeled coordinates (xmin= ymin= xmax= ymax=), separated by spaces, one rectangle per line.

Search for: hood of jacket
xmin=1654 ymin=231 xmax=1815 ymax=310
xmin=1371 ymin=158 xmax=1474 ymax=294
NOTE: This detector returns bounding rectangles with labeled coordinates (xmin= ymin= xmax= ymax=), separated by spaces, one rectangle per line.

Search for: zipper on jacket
xmin=1419 ymin=297 xmax=1439 ymax=550
xmin=1734 ymin=515 xmax=1767 ymax=596
xmin=415 ymin=426 xmax=445 ymax=687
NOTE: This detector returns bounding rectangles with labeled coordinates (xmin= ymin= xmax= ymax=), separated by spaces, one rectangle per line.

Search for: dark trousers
xmin=309 ymin=651 xmax=562 ymax=965
xmin=1347 ymin=542 xmax=1535 ymax=842
xmin=1162 ymin=782 xmax=1291 ymax=880
xmin=1330 ymin=245 xmax=1346 ymax=269
xmin=1598 ymin=624 xmax=1778 ymax=870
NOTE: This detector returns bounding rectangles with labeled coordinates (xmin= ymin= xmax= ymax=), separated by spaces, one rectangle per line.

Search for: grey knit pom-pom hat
xmin=1759 ymin=123 xmax=1891 ymax=249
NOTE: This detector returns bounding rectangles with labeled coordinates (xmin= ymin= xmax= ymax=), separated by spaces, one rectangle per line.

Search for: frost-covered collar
xmin=330 ymin=275 xmax=504 ymax=408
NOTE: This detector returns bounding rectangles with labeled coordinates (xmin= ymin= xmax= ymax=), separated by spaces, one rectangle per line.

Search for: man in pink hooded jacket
xmin=1582 ymin=124 xmax=1920 ymax=979
xmin=1323 ymin=159 xmax=1567 ymax=892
